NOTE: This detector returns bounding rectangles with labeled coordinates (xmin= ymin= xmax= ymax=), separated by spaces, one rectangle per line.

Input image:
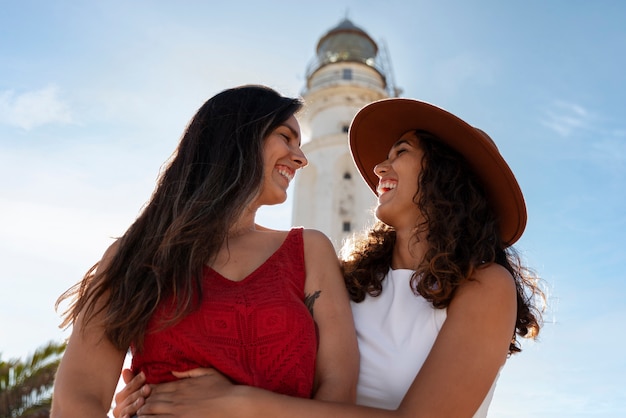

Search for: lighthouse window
xmin=343 ymin=221 xmax=351 ymax=232
xmin=342 ymin=124 xmax=349 ymax=133
xmin=342 ymin=68 xmax=353 ymax=80
xmin=343 ymin=172 xmax=351 ymax=179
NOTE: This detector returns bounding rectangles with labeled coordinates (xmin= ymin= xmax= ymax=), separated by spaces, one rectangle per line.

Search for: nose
xmin=292 ymin=147 xmax=308 ymax=168
xmin=374 ymin=160 xmax=389 ymax=178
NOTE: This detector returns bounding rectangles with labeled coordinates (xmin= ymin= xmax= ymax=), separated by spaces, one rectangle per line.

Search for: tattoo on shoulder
xmin=304 ymin=290 xmax=321 ymax=316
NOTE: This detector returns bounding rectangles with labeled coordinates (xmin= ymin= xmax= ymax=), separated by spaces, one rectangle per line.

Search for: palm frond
xmin=0 ymin=341 xmax=66 ymax=418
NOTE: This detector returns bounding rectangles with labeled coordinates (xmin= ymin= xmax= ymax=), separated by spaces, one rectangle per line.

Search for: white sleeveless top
xmin=350 ymin=268 xmax=498 ymax=416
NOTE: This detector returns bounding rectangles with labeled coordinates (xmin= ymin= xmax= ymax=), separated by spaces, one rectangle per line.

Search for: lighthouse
xmin=292 ymin=18 xmax=398 ymax=247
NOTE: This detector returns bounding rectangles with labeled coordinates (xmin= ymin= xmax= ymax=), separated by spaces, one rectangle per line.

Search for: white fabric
xmin=351 ymin=268 xmax=498 ymax=416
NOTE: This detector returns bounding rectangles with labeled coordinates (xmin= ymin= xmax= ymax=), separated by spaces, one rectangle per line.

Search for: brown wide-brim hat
xmin=349 ymin=98 xmax=526 ymax=247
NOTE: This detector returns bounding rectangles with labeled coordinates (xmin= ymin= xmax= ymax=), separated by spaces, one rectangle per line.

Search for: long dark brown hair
xmin=342 ymin=130 xmax=544 ymax=353
xmin=56 ymin=85 xmax=303 ymax=351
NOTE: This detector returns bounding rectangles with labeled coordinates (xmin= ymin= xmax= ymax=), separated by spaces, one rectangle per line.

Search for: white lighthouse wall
xmin=292 ymin=19 xmax=393 ymax=249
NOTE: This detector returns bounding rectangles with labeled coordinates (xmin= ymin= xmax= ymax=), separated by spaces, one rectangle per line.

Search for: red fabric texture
xmin=131 ymin=228 xmax=317 ymax=398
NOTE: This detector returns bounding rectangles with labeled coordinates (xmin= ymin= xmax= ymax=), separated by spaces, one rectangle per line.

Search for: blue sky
xmin=1 ymin=0 xmax=625 ymax=416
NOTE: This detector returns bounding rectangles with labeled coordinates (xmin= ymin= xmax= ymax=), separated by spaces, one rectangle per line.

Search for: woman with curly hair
xmin=115 ymin=98 xmax=544 ymax=418
xmin=50 ymin=85 xmax=359 ymax=417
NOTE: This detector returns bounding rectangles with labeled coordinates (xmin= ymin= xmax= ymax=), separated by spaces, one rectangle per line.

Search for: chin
xmin=374 ymin=207 xmax=389 ymax=224
xmin=375 ymin=203 xmax=403 ymax=227
xmin=269 ymin=193 xmax=288 ymax=205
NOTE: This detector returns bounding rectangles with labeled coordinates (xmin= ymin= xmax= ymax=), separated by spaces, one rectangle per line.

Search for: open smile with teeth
xmin=276 ymin=165 xmax=295 ymax=182
xmin=377 ymin=180 xmax=397 ymax=196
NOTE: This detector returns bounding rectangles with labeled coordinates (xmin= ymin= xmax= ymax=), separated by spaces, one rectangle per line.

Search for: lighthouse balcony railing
xmin=305 ymin=69 xmax=387 ymax=94
xmin=305 ymin=54 xmax=386 ymax=80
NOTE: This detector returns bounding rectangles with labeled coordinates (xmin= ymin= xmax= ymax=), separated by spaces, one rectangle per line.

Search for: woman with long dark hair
xmin=51 ymin=85 xmax=358 ymax=417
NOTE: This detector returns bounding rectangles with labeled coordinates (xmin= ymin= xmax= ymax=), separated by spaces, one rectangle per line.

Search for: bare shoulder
xmin=447 ymin=263 xmax=517 ymax=351
xmin=449 ymin=263 xmax=517 ymax=322
xmin=301 ymin=228 xmax=335 ymax=248
xmin=301 ymin=229 xmax=341 ymax=289
xmin=102 ymin=239 xmax=120 ymax=259
xmin=457 ymin=263 xmax=516 ymax=299
xmin=301 ymin=228 xmax=331 ymax=241
xmin=97 ymin=239 xmax=121 ymax=272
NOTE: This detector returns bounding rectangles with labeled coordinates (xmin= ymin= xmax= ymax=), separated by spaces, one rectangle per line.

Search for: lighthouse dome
xmin=315 ymin=18 xmax=378 ymax=67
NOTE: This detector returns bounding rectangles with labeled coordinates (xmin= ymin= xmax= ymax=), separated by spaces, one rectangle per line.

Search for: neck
xmin=391 ymin=226 xmax=428 ymax=270
xmin=228 ymin=207 xmax=258 ymax=238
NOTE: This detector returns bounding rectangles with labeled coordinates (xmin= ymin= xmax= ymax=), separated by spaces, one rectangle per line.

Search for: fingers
xmin=136 ymin=400 xmax=162 ymax=416
xmin=113 ymin=394 xmax=145 ymax=418
xmin=171 ymin=367 xmax=216 ymax=379
xmin=135 ymin=369 xmax=236 ymax=417
xmin=112 ymin=371 xmax=150 ymax=418
xmin=114 ymin=371 xmax=148 ymax=404
xmin=122 ymin=368 xmax=135 ymax=384
xmin=147 ymin=368 xmax=219 ymax=396
xmin=118 ymin=396 xmax=145 ymax=418
xmin=117 ymin=371 xmax=147 ymax=399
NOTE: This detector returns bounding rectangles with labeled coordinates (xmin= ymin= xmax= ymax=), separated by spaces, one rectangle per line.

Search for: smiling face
xmin=373 ymin=130 xmax=425 ymax=229
xmin=254 ymin=115 xmax=307 ymax=207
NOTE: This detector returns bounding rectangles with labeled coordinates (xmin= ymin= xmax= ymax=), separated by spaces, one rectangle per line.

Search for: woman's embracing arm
xmin=302 ymin=228 xmax=359 ymax=402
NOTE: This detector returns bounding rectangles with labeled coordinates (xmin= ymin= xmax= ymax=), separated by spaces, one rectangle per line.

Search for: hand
xmin=136 ymin=368 xmax=245 ymax=418
xmin=112 ymin=370 xmax=151 ymax=418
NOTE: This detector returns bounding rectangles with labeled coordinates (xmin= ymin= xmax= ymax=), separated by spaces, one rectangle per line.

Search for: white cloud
xmin=541 ymin=100 xmax=592 ymax=137
xmin=0 ymin=85 xmax=73 ymax=130
xmin=540 ymin=100 xmax=626 ymax=169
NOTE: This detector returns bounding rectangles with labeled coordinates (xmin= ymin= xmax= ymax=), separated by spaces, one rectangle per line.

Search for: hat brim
xmin=349 ymin=98 xmax=526 ymax=247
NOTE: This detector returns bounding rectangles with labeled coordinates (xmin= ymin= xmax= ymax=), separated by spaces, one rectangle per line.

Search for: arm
xmin=302 ymin=229 xmax=359 ymax=402
xmin=136 ymin=263 xmax=516 ymax=418
xmin=394 ymin=263 xmax=517 ymax=416
xmin=51 ymin=244 xmax=127 ymax=417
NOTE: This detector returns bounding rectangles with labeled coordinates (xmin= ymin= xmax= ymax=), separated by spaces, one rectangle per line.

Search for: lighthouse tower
xmin=292 ymin=18 xmax=398 ymax=247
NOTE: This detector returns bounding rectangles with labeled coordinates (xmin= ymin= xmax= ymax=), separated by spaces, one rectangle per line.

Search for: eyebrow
xmin=387 ymin=139 xmax=412 ymax=157
xmin=281 ymin=123 xmax=301 ymax=145
xmin=392 ymin=139 xmax=411 ymax=148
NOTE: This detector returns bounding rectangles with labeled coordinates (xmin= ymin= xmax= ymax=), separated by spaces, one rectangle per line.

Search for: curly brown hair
xmin=342 ymin=130 xmax=544 ymax=353
xmin=56 ymin=85 xmax=303 ymax=351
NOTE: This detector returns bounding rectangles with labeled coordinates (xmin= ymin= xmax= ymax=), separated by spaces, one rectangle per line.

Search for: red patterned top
xmin=131 ymin=228 xmax=317 ymax=398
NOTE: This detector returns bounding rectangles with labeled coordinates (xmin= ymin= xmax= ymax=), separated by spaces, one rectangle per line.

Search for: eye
xmin=392 ymin=147 xmax=407 ymax=158
xmin=275 ymin=129 xmax=291 ymax=142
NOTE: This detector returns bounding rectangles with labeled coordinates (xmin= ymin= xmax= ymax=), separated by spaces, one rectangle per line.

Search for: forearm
xmin=238 ymin=386 xmax=400 ymax=418
xmin=313 ymin=375 xmax=357 ymax=403
xmin=51 ymin=317 xmax=125 ymax=418
xmin=51 ymin=367 xmax=118 ymax=418
xmin=50 ymin=391 xmax=111 ymax=418
xmin=135 ymin=368 xmax=404 ymax=418
xmin=51 ymin=352 xmax=122 ymax=418
xmin=312 ymin=339 xmax=359 ymax=404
